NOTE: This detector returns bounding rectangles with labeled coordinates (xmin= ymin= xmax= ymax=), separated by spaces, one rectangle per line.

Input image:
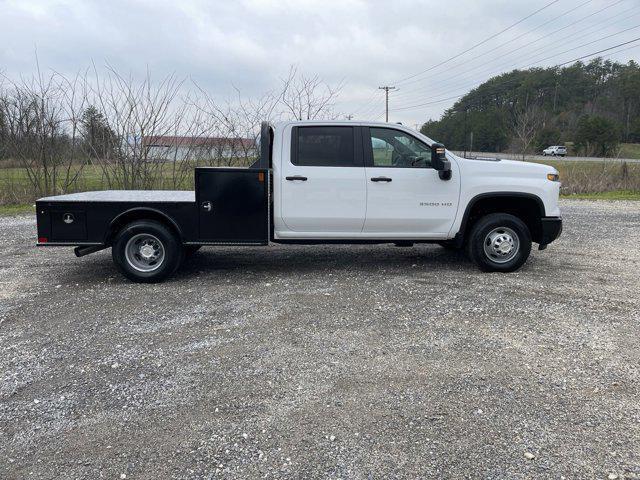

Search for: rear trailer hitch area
xmin=74 ymin=245 xmax=107 ymax=257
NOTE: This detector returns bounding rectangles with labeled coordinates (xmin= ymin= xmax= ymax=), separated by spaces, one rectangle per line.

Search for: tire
xmin=184 ymin=245 xmax=201 ymax=256
xmin=437 ymin=240 xmax=460 ymax=250
xmin=465 ymin=213 xmax=532 ymax=273
xmin=112 ymin=220 xmax=184 ymax=283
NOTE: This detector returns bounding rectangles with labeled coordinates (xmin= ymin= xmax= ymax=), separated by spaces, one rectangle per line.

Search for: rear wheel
xmin=112 ymin=220 xmax=183 ymax=283
xmin=466 ymin=213 xmax=531 ymax=272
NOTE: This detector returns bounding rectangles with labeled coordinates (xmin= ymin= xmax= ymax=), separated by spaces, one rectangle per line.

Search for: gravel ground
xmin=1 ymin=200 xmax=639 ymax=479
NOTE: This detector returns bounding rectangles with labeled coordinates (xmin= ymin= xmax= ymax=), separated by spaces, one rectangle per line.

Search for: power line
xmin=355 ymin=0 xmax=600 ymax=117
xmin=392 ymin=24 xmax=640 ymax=111
xmin=393 ymin=0 xmax=631 ymax=99
xmin=390 ymin=37 xmax=640 ymax=113
xmin=392 ymin=0 xmax=562 ymax=86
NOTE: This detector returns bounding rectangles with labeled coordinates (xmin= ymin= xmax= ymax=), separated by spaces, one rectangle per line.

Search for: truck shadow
xmin=175 ymin=244 xmax=473 ymax=279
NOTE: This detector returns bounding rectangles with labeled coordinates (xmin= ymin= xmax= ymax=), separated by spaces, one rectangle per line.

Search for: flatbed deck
xmin=36 ymin=168 xmax=270 ymax=248
xmin=37 ymin=190 xmax=196 ymax=203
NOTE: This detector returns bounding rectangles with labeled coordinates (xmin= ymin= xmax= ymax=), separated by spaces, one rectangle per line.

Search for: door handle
xmin=371 ymin=176 xmax=392 ymax=182
xmin=202 ymin=201 xmax=212 ymax=212
xmin=286 ymin=175 xmax=308 ymax=181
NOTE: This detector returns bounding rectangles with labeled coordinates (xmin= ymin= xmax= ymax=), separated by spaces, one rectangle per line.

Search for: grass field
xmin=619 ymin=143 xmax=640 ymax=159
xmin=1 ymin=157 xmax=639 ymax=207
xmin=0 ymin=204 xmax=34 ymax=216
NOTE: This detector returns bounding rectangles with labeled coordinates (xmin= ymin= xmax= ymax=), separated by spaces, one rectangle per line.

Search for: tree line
xmin=420 ymin=58 xmax=640 ymax=157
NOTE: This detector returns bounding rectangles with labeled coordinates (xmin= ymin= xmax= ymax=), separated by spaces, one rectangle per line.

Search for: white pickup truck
xmin=36 ymin=121 xmax=562 ymax=282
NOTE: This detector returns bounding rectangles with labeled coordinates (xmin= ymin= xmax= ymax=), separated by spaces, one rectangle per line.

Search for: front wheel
xmin=466 ymin=213 xmax=532 ymax=272
xmin=112 ymin=220 xmax=183 ymax=283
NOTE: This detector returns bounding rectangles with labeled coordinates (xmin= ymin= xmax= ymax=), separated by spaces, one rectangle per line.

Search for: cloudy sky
xmin=1 ymin=0 xmax=639 ymax=126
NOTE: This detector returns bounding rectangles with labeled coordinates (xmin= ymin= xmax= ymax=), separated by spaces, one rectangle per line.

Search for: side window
xmin=294 ymin=127 xmax=357 ymax=167
xmin=369 ymin=128 xmax=431 ymax=168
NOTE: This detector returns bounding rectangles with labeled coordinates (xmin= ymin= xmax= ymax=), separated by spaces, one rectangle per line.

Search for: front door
xmin=362 ymin=127 xmax=460 ymax=236
xmin=280 ymin=125 xmax=366 ymax=234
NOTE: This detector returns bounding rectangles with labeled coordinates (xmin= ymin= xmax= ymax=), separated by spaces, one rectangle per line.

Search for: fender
xmin=453 ymin=192 xmax=546 ymax=247
xmin=105 ymin=207 xmax=185 ymax=244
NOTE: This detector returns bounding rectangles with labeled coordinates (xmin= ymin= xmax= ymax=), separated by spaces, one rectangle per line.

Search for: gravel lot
xmin=1 ymin=200 xmax=639 ymax=479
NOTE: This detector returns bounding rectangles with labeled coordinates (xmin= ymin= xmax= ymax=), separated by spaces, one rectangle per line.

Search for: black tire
xmin=465 ymin=213 xmax=532 ymax=272
xmin=112 ymin=220 xmax=183 ymax=283
xmin=184 ymin=245 xmax=201 ymax=256
xmin=437 ymin=240 xmax=460 ymax=250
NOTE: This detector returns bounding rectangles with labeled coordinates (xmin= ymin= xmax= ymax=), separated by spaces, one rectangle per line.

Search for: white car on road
xmin=542 ymin=145 xmax=566 ymax=157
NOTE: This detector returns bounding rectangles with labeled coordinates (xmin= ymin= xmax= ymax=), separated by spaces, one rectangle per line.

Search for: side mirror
xmin=431 ymin=143 xmax=452 ymax=180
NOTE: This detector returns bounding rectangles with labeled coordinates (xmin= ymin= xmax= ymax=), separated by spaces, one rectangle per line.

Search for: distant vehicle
xmin=36 ymin=121 xmax=562 ymax=282
xmin=542 ymin=145 xmax=566 ymax=157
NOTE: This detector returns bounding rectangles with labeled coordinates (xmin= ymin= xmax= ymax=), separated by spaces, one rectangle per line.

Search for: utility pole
xmin=345 ymin=114 xmax=354 ymax=120
xmin=379 ymin=86 xmax=396 ymax=122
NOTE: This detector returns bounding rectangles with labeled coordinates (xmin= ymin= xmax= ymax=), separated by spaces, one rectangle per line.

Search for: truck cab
xmin=36 ymin=121 xmax=562 ymax=282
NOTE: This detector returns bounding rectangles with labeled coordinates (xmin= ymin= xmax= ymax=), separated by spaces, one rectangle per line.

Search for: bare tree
xmin=1 ymin=62 xmax=345 ymax=205
xmin=90 ymin=65 xmax=206 ymax=189
xmin=0 ymin=64 xmax=88 ymax=197
xmin=193 ymin=83 xmax=280 ymax=167
xmin=279 ymin=65 xmax=343 ymax=121
xmin=512 ymin=102 xmax=543 ymax=161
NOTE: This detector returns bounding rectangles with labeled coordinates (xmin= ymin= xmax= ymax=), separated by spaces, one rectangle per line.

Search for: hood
xmin=498 ymin=159 xmax=556 ymax=174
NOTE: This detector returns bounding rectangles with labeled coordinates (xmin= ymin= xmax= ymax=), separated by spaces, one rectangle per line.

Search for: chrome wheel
xmin=125 ymin=234 xmax=165 ymax=272
xmin=483 ymin=227 xmax=519 ymax=264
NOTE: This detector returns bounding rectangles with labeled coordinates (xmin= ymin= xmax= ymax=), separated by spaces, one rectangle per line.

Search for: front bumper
xmin=539 ymin=217 xmax=562 ymax=246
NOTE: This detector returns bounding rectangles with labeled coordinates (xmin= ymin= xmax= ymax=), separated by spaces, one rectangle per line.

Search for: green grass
xmin=619 ymin=143 xmax=640 ymax=160
xmin=0 ymin=204 xmax=34 ymax=216
xmin=1 ymin=158 xmax=639 ymax=206
xmin=561 ymin=190 xmax=640 ymax=201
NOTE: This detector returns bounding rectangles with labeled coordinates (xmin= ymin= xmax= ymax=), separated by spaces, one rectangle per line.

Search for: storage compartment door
xmin=197 ymin=169 xmax=269 ymax=243
xmin=50 ymin=209 xmax=88 ymax=242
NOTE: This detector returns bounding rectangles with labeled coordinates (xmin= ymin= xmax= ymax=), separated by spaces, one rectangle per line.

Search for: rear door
xmin=280 ymin=125 xmax=366 ymax=234
xmin=362 ymin=127 xmax=459 ymax=236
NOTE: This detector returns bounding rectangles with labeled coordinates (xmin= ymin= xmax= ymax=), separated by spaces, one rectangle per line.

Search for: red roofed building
xmin=143 ymin=136 xmax=256 ymax=161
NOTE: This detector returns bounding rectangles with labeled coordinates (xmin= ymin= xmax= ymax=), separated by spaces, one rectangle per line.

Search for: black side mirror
xmin=431 ymin=143 xmax=452 ymax=180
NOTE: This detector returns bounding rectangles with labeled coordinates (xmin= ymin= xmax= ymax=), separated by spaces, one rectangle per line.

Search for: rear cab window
xmin=292 ymin=126 xmax=360 ymax=167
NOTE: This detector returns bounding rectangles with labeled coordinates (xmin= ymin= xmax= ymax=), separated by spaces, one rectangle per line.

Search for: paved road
xmin=452 ymin=151 xmax=640 ymax=163
xmin=1 ymin=200 xmax=639 ymax=479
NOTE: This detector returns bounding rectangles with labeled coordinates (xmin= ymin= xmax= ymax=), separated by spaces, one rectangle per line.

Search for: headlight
xmin=547 ymin=172 xmax=560 ymax=182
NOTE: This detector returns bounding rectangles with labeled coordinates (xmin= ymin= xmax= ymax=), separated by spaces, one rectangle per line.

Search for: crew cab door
xmin=280 ymin=125 xmax=366 ymax=234
xmin=362 ymin=127 xmax=460 ymax=236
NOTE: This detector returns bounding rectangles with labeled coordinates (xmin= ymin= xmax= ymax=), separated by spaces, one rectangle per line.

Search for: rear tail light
xmin=38 ymin=237 xmax=48 ymax=243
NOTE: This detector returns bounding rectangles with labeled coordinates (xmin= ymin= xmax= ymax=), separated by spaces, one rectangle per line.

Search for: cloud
xmin=1 ymin=0 xmax=638 ymax=126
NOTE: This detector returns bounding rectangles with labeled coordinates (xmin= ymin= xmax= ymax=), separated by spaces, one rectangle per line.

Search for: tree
xmin=279 ymin=66 xmax=342 ymax=121
xmin=512 ymin=102 xmax=543 ymax=160
xmin=575 ymin=115 xmax=621 ymax=157
xmin=534 ymin=126 xmax=562 ymax=152
xmin=81 ymin=105 xmax=116 ymax=160
xmin=418 ymin=58 xmax=640 ymax=158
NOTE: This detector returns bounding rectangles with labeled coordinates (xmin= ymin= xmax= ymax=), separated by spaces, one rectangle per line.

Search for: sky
xmin=1 ymin=0 xmax=639 ymax=127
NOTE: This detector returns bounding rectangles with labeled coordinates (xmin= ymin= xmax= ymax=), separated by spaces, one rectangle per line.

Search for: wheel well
xmin=462 ymin=195 xmax=544 ymax=243
xmin=105 ymin=209 xmax=182 ymax=245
